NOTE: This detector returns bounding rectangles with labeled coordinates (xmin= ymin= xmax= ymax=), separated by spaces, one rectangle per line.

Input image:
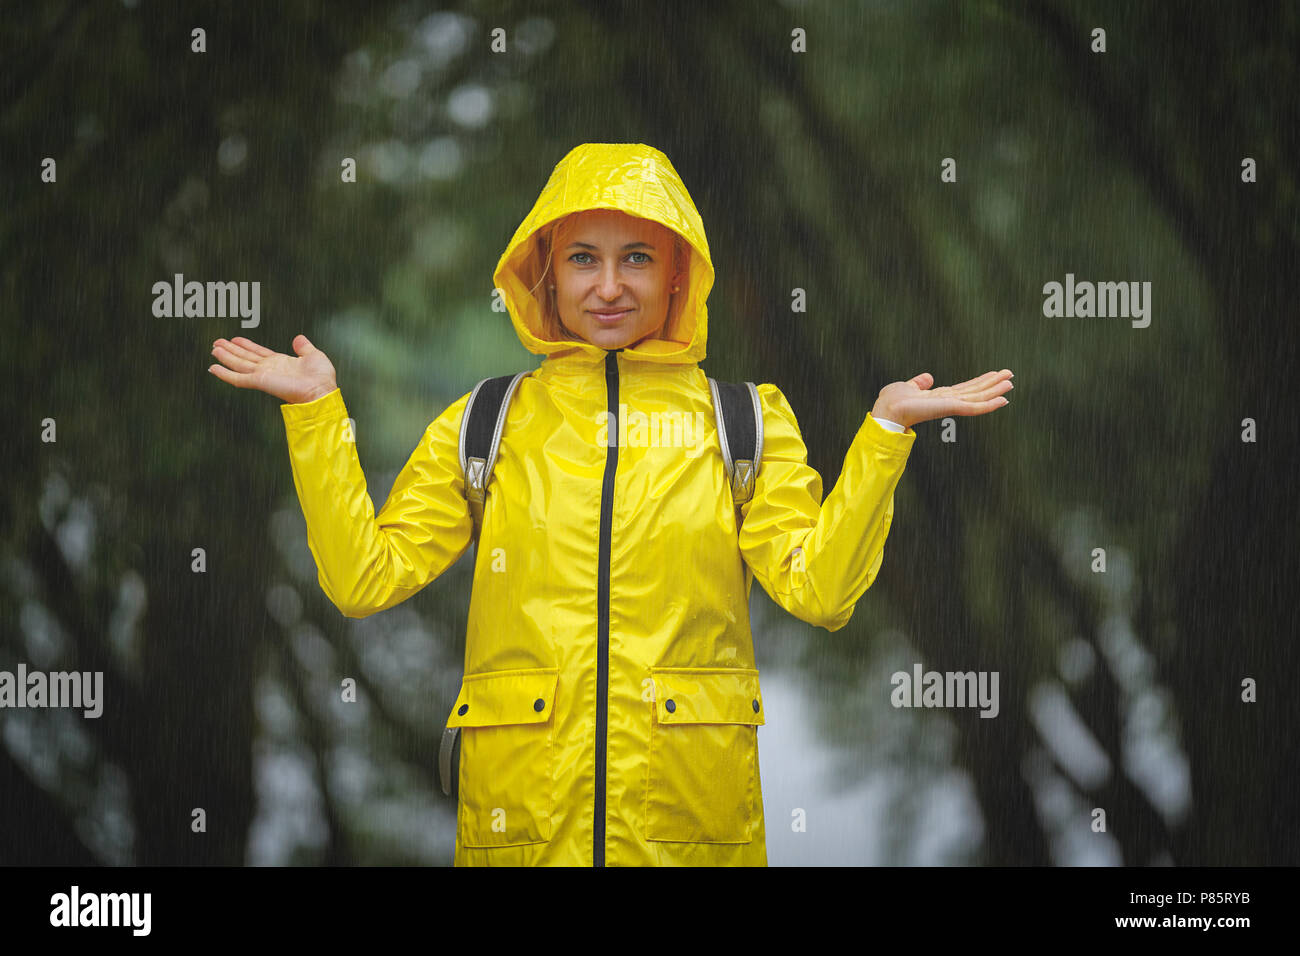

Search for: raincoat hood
xmin=493 ymin=143 xmax=713 ymax=365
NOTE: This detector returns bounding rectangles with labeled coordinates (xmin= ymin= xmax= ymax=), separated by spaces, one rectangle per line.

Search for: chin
xmin=583 ymin=327 xmax=634 ymax=349
xmin=567 ymin=315 xmax=661 ymax=350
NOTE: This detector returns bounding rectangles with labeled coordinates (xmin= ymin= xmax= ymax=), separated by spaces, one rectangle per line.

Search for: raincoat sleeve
xmin=738 ymin=384 xmax=916 ymax=632
xmin=279 ymin=386 xmax=474 ymax=619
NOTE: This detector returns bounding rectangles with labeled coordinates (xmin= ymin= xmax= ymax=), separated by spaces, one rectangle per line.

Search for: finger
xmin=950 ymin=396 xmax=1009 ymax=415
xmin=212 ymin=342 xmax=258 ymax=373
xmin=230 ymin=336 xmax=274 ymax=357
xmin=292 ymin=334 xmax=318 ymax=356
xmin=214 ymin=338 xmax=264 ymax=365
xmin=208 ymin=363 xmax=251 ymax=388
xmin=949 ymin=369 xmax=1013 ymax=395
xmin=907 ymin=372 xmax=934 ymax=389
xmin=949 ymin=370 xmax=1005 ymax=393
xmin=961 ymin=378 xmax=1014 ymax=403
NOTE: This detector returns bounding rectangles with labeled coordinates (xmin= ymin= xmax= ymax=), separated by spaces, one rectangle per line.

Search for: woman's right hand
xmin=208 ymin=334 xmax=338 ymax=405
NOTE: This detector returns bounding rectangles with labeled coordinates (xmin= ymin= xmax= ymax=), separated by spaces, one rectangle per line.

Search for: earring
xmin=672 ymin=285 xmax=680 ymax=293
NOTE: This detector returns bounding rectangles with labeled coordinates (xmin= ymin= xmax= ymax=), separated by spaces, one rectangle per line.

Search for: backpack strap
xmin=458 ymin=371 xmax=530 ymax=537
xmin=708 ymin=379 xmax=764 ymax=506
xmin=442 ymin=370 xmax=527 ymax=799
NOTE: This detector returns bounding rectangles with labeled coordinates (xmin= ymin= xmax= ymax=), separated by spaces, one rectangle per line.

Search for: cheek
xmin=637 ymin=272 xmax=666 ymax=299
xmin=556 ymin=278 xmax=581 ymax=304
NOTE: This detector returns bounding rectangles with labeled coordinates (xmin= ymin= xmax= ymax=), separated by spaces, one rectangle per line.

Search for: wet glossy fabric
xmin=280 ymin=142 xmax=917 ymax=866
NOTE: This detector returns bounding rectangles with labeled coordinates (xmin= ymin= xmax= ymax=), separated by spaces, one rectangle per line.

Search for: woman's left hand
xmin=871 ymin=369 xmax=1013 ymax=429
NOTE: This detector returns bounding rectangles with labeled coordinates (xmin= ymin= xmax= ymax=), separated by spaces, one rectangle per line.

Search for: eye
xmin=627 ymin=251 xmax=652 ymax=264
xmin=569 ymin=252 xmax=594 ymax=264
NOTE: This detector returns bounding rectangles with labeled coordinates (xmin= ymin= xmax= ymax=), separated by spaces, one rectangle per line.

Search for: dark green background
xmin=2 ymin=0 xmax=1296 ymax=865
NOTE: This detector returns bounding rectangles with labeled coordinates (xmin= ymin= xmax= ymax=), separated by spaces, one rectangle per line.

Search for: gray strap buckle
xmin=459 ymin=371 xmax=529 ymax=516
xmin=708 ymin=379 xmax=764 ymax=507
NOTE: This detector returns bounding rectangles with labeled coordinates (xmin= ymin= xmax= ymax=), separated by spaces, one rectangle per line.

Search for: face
xmin=550 ymin=209 xmax=685 ymax=350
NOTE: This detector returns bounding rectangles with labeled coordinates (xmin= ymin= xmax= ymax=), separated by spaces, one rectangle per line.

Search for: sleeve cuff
xmin=860 ymin=412 xmax=917 ymax=453
xmin=280 ymin=387 xmax=346 ymax=426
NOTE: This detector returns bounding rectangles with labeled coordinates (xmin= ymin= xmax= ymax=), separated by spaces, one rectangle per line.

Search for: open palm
xmin=874 ymin=369 xmax=1013 ymax=429
xmin=208 ymin=335 xmax=338 ymax=405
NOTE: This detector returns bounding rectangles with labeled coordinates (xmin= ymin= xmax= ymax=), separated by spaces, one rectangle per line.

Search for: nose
xmin=596 ymin=261 xmax=624 ymax=301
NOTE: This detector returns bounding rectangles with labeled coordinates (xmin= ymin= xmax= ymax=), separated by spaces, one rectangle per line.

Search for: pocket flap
xmin=446 ymin=667 xmax=559 ymax=728
xmin=650 ymin=667 xmax=765 ymax=725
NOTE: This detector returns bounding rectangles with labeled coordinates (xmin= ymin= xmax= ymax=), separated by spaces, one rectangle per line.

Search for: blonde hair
xmin=526 ymin=213 xmax=691 ymax=343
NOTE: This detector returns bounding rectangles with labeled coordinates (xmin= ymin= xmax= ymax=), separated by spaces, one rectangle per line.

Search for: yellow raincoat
xmin=280 ymin=143 xmax=917 ymax=866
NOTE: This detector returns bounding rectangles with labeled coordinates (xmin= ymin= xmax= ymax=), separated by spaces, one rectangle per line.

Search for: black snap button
xmin=752 ymin=699 xmax=760 ymax=713
xmin=457 ymin=703 xmax=468 ymax=716
xmin=533 ymin=698 xmax=545 ymax=712
xmin=665 ymin=699 xmax=676 ymax=713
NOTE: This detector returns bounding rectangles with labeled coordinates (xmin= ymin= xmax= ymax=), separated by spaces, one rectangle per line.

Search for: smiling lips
xmin=590 ymin=308 xmax=633 ymax=323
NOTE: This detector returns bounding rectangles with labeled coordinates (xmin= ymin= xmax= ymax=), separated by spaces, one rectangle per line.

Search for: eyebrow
xmin=565 ymin=241 xmax=656 ymax=251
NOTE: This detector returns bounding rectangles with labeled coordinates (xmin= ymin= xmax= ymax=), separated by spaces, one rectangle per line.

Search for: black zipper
xmin=594 ymin=348 xmax=621 ymax=867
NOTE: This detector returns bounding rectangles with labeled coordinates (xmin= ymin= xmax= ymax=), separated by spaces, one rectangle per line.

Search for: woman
xmin=208 ymin=142 xmax=1013 ymax=866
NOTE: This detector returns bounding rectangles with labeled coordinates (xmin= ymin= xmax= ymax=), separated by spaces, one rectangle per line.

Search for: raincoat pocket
xmin=445 ymin=667 xmax=559 ymax=848
xmin=645 ymin=667 xmax=765 ymax=844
